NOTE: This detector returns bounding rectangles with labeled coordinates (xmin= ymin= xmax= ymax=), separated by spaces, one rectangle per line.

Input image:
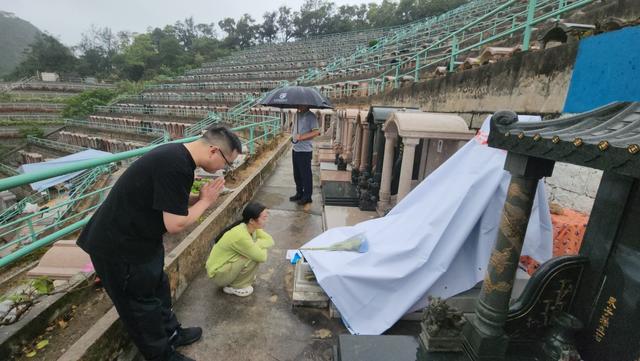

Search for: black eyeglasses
xmin=218 ymin=148 xmax=233 ymax=169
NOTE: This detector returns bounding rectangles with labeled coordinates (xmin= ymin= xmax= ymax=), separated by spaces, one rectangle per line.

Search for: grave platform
xmin=321 ymin=181 xmax=360 ymax=207
xmin=323 ymin=205 xmax=377 ymax=230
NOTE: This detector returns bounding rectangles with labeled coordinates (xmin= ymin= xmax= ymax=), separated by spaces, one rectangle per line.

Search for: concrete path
xmin=173 ymin=149 xmax=346 ymax=361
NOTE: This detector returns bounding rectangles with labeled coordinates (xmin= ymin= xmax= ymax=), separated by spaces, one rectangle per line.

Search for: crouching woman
xmin=205 ymin=202 xmax=273 ymax=297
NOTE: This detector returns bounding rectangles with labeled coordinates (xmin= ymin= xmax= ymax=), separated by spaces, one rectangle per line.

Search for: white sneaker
xmin=222 ymin=285 xmax=254 ymax=297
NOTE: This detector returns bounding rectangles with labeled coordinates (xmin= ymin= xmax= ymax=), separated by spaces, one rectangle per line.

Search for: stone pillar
xmin=377 ymin=132 xmax=398 ymax=211
xmin=352 ymin=124 xmax=362 ymax=170
xmin=396 ymin=137 xmax=420 ymax=202
xmin=344 ymin=119 xmax=355 ymax=162
xmin=372 ymin=123 xmax=386 ymax=183
xmin=320 ymin=115 xmax=326 ymax=135
xmin=418 ymin=139 xmax=429 ymax=181
xmin=359 ymin=124 xmax=371 ymax=172
xmin=335 ymin=114 xmax=342 ymax=145
xmin=341 ymin=116 xmax=349 ymax=150
xmin=462 ymin=153 xmax=554 ymax=361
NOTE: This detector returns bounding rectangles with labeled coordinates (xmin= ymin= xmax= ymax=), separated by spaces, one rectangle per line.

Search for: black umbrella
xmin=259 ymin=86 xmax=334 ymax=109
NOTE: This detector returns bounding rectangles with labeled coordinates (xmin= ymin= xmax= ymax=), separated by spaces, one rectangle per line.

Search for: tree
xmin=395 ymin=0 xmax=417 ymax=23
xmin=114 ymin=33 xmax=156 ymax=80
xmin=74 ymin=26 xmax=126 ymax=79
xmin=367 ymin=1 xmax=399 ymax=28
xmin=277 ymin=6 xmax=295 ymax=42
xmin=218 ymin=17 xmax=240 ymax=49
xmin=173 ymin=17 xmax=198 ymax=51
xmin=62 ymin=88 xmax=117 ymax=118
xmin=9 ymin=33 xmax=76 ymax=79
xmin=325 ymin=4 xmax=368 ymax=34
xmin=235 ymin=14 xmax=258 ymax=48
xmin=294 ymin=0 xmax=334 ymax=37
xmin=259 ymin=11 xmax=278 ymax=43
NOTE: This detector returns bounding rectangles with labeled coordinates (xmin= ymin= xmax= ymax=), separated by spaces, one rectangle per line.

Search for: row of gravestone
xmin=95 ymin=104 xmax=211 ymax=118
xmin=18 ymin=150 xmax=44 ymax=164
xmin=58 ymin=131 xmax=145 ymax=153
xmin=87 ymin=116 xmax=187 ymax=139
xmin=129 ymin=92 xmax=256 ymax=104
xmin=174 ymin=70 xmax=304 ymax=82
xmin=193 ymin=60 xmax=326 ymax=75
xmin=146 ymin=80 xmax=282 ymax=91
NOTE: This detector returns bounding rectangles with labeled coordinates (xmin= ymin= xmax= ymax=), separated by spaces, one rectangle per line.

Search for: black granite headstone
xmin=322 ymin=181 xmax=360 ymax=207
xmin=335 ymin=335 xmax=467 ymax=361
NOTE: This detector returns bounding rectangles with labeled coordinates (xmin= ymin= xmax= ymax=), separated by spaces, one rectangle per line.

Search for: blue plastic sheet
xmin=301 ymin=116 xmax=552 ymax=335
xmin=18 ymin=149 xmax=112 ymax=191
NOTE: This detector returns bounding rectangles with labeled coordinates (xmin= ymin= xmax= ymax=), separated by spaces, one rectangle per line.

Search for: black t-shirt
xmin=77 ymin=143 xmax=195 ymax=264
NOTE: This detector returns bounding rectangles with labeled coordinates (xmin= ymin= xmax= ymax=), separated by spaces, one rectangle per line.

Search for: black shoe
xmin=171 ymin=326 xmax=202 ymax=348
xmin=289 ymin=194 xmax=302 ymax=201
xmin=168 ymin=351 xmax=195 ymax=361
xmin=297 ymin=198 xmax=312 ymax=205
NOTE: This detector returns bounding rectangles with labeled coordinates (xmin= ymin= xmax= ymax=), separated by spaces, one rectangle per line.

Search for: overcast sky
xmin=1 ymin=0 xmax=376 ymax=46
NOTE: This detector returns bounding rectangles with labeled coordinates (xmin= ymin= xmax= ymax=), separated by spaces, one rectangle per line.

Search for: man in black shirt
xmin=77 ymin=126 xmax=242 ymax=361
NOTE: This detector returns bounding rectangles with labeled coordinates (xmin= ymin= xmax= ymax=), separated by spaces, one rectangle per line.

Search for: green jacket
xmin=205 ymin=223 xmax=274 ymax=278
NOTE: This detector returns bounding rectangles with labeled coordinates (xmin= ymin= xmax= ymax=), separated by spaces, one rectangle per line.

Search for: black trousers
xmin=90 ymin=253 xmax=180 ymax=361
xmin=292 ymin=150 xmax=313 ymax=201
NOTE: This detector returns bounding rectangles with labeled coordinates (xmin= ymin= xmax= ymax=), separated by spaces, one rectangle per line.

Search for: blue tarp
xmin=18 ymin=149 xmax=112 ymax=191
xmin=563 ymin=26 xmax=640 ymax=113
xmin=301 ymin=116 xmax=552 ymax=335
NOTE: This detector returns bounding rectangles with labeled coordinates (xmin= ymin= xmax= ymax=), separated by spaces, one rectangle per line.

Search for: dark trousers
xmin=90 ymin=253 xmax=180 ymax=361
xmin=292 ymin=150 xmax=313 ymax=201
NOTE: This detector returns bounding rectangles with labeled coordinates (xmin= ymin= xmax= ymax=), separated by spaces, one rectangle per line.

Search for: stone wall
xmin=337 ymin=40 xmax=608 ymax=212
xmin=338 ymin=41 xmax=579 ymax=116
xmin=545 ymin=163 xmax=602 ymax=213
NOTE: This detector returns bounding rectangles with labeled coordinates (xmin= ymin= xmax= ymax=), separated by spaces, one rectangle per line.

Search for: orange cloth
xmin=520 ymin=208 xmax=589 ymax=275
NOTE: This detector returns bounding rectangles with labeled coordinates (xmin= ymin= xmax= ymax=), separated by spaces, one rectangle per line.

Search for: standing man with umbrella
xmin=290 ymin=105 xmax=320 ymax=205
xmin=260 ymin=86 xmax=333 ymax=206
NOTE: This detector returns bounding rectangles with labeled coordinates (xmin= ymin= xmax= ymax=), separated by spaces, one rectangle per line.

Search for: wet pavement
xmin=172 ymin=148 xmax=420 ymax=361
xmin=173 ymin=149 xmax=345 ymax=361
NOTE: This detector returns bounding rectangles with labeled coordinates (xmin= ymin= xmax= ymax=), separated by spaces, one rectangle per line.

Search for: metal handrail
xmin=0 ymin=191 xmax=49 ymax=225
xmin=184 ymin=113 xmax=221 ymax=137
xmin=0 ymin=163 xmax=19 ymax=176
xmin=65 ymin=119 xmax=167 ymax=138
xmin=27 ymin=135 xmax=87 ymax=153
xmin=0 ymin=117 xmax=284 ymax=267
xmin=307 ymin=0 xmax=593 ymax=97
xmin=0 ymin=114 xmax=62 ymax=120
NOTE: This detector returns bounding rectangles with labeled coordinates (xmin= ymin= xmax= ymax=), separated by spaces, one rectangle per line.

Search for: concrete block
xmin=323 ymin=206 xmax=377 ymax=230
xmin=292 ymin=261 xmax=328 ymax=308
xmin=320 ymin=169 xmax=352 ymax=184
xmin=27 ymin=240 xmax=91 ymax=280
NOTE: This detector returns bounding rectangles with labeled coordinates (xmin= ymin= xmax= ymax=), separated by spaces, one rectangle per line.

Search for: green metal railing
xmin=95 ymin=105 xmax=211 ymax=118
xmin=0 ymin=163 xmax=19 ymax=176
xmin=119 ymin=92 xmax=254 ymax=104
xmin=228 ymin=96 xmax=258 ymax=116
xmin=0 ymin=117 xmax=283 ymax=268
xmin=0 ymin=186 xmax=111 ymax=261
xmin=297 ymin=0 xmax=593 ymax=96
xmin=65 ymin=119 xmax=169 ymax=143
xmin=144 ymin=80 xmax=282 ymax=91
xmin=27 ymin=135 xmax=87 ymax=153
xmin=0 ymin=191 xmax=50 ymax=225
xmin=54 ymin=165 xmax=114 ymax=223
xmin=184 ymin=112 xmax=222 ymax=137
xmin=295 ymin=0 xmax=501 ymax=85
xmin=304 ymin=0 xmax=593 ymax=98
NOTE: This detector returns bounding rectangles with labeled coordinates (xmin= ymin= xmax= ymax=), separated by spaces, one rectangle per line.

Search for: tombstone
xmin=333 ymin=102 xmax=640 ymax=361
xmin=0 ymin=191 xmax=16 ymax=213
xmin=357 ymin=106 xmax=420 ymax=211
xmin=377 ymin=112 xmax=473 ymax=214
